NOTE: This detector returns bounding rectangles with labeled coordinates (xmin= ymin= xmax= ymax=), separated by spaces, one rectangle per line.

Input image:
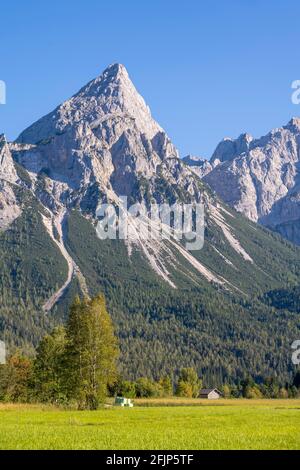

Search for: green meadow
xmin=0 ymin=399 xmax=299 ymax=450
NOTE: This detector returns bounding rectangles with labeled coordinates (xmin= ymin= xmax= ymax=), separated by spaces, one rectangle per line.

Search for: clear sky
xmin=1 ymin=0 xmax=300 ymax=158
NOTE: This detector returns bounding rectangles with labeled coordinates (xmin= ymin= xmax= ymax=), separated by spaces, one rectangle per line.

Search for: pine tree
xmin=33 ymin=326 xmax=67 ymax=403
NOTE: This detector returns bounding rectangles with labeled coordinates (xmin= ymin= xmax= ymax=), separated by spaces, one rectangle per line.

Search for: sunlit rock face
xmin=0 ymin=135 xmax=21 ymax=230
xmin=191 ymin=118 xmax=300 ymax=244
xmin=15 ymin=64 xmax=187 ymax=202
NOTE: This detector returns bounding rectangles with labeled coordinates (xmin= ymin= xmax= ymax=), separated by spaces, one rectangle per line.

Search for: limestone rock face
xmin=0 ymin=134 xmax=18 ymax=183
xmin=15 ymin=64 xmax=182 ymax=207
xmin=211 ymin=133 xmax=253 ymax=166
xmin=18 ymin=64 xmax=163 ymax=144
xmin=0 ymin=135 xmax=21 ymax=229
xmin=186 ymin=118 xmax=300 ymax=244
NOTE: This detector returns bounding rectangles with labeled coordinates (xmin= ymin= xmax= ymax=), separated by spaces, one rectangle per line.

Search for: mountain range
xmin=0 ymin=63 xmax=299 ymax=384
xmin=185 ymin=119 xmax=300 ymax=245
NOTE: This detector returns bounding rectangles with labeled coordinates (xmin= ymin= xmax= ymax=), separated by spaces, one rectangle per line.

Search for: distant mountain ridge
xmin=184 ymin=118 xmax=300 ymax=245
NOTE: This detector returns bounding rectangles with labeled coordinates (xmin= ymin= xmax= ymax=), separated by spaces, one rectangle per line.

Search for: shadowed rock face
xmin=183 ymin=118 xmax=300 ymax=245
xmin=182 ymin=155 xmax=213 ymax=178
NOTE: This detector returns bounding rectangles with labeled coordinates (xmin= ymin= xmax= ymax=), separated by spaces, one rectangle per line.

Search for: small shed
xmin=114 ymin=397 xmax=134 ymax=407
xmin=199 ymin=388 xmax=222 ymax=399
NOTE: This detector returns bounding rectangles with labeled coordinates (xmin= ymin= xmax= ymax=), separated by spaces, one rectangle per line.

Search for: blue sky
xmin=1 ymin=0 xmax=300 ymax=158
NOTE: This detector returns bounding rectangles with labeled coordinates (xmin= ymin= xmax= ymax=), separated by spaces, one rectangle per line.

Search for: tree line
xmin=0 ymin=294 xmax=118 ymax=409
xmin=0 ymin=294 xmax=299 ymax=408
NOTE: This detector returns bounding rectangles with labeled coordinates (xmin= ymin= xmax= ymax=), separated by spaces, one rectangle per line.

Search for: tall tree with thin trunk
xmin=65 ymin=294 xmax=119 ymax=409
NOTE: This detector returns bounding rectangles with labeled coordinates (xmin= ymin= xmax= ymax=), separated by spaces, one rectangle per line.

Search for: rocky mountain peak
xmin=0 ymin=134 xmax=20 ymax=230
xmin=13 ymin=63 xmax=181 ymax=200
xmin=0 ymin=134 xmax=6 ymax=146
xmin=284 ymin=117 xmax=300 ymax=133
xmin=100 ymin=62 xmax=128 ymax=79
xmin=197 ymin=117 xmax=300 ymax=244
xmin=85 ymin=63 xmax=131 ymax=93
xmin=17 ymin=63 xmax=163 ymax=145
xmin=0 ymin=134 xmax=18 ymax=183
xmin=211 ymin=133 xmax=253 ymax=165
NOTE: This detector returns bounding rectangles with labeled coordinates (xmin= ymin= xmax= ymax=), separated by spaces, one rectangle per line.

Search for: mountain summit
xmin=15 ymin=63 xmax=179 ymax=195
xmin=17 ymin=63 xmax=163 ymax=144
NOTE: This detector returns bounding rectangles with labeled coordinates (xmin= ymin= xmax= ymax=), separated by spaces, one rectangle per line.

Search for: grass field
xmin=0 ymin=399 xmax=299 ymax=450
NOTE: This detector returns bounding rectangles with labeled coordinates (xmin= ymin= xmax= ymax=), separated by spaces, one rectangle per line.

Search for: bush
xmin=113 ymin=379 xmax=136 ymax=398
xmin=245 ymin=386 xmax=263 ymax=399
xmin=135 ymin=378 xmax=161 ymax=398
xmin=175 ymin=368 xmax=202 ymax=398
xmin=0 ymin=353 xmax=33 ymax=403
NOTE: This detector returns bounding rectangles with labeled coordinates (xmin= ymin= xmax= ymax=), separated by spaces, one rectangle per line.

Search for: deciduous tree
xmin=65 ymin=295 xmax=119 ymax=409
